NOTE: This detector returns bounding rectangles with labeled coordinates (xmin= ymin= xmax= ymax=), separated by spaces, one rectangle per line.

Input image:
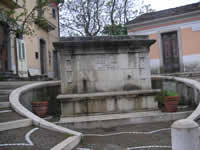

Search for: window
xmin=22 ymin=43 xmax=25 ymax=59
xmin=18 ymin=40 xmax=22 ymax=59
xmin=52 ymin=8 xmax=56 ymax=19
xmin=17 ymin=39 xmax=25 ymax=60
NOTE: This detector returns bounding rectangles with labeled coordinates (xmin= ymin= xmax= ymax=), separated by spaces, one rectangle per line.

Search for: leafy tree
xmin=0 ymin=0 xmax=50 ymax=38
xmin=102 ymin=24 xmax=127 ymax=35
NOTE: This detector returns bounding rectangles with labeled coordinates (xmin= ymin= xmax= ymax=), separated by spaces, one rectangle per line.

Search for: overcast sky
xmin=144 ymin=0 xmax=199 ymax=10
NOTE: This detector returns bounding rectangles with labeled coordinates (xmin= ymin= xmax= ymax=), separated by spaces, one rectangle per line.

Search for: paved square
xmin=74 ymin=121 xmax=173 ymax=150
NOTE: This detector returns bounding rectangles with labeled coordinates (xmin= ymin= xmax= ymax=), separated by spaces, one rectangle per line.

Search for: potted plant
xmin=32 ymin=97 xmax=49 ymax=118
xmin=155 ymin=90 xmax=179 ymax=112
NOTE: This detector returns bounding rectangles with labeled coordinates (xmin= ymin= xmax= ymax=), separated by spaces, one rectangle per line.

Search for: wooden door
xmin=0 ymin=24 xmax=8 ymax=72
xmin=162 ymin=31 xmax=180 ymax=73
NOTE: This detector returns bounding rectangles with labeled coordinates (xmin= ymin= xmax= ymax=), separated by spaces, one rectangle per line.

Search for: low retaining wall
xmin=152 ymin=76 xmax=200 ymax=150
xmin=20 ymin=83 xmax=61 ymax=116
xmin=152 ymin=77 xmax=198 ymax=106
xmin=57 ymin=90 xmax=160 ymax=117
xmin=9 ymin=81 xmax=82 ymax=150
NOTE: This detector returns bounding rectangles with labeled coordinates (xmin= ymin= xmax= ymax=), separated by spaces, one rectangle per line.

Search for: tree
xmin=60 ymin=0 xmax=154 ymax=36
xmin=0 ymin=0 xmax=50 ymax=38
xmin=102 ymin=0 xmax=154 ymax=35
xmin=60 ymin=0 xmax=105 ymax=36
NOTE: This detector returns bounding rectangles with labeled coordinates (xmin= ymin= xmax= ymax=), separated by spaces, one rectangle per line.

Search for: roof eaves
xmin=126 ymin=10 xmax=200 ymax=30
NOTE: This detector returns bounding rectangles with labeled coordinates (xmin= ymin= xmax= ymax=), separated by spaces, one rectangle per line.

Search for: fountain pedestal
xmin=54 ymin=36 xmax=158 ymax=117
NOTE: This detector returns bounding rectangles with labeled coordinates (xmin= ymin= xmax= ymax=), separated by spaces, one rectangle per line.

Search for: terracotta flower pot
xmin=164 ymin=96 xmax=179 ymax=112
xmin=32 ymin=101 xmax=48 ymax=118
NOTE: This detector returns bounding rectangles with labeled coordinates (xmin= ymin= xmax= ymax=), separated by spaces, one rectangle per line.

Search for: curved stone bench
xmin=152 ymin=75 xmax=200 ymax=150
xmin=9 ymin=81 xmax=82 ymax=150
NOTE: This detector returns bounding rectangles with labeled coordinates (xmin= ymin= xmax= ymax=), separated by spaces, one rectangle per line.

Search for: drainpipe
xmin=57 ymin=4 xmax=60 ymax=39
xmin=56 ymin=3 xmax=61 ymax=79
xmin=14 ymin=36 xmax=18 ymax=75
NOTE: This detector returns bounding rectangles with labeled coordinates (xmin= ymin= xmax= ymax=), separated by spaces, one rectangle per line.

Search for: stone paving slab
xmin=74 ymin=121 xmax=173 ymax=150
xmin=0 ymin=126 xmax=69 ymax=150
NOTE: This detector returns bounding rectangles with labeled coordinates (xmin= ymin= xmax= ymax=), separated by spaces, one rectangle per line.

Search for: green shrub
xmin=155 ymin=90 xmax=178 ymax=108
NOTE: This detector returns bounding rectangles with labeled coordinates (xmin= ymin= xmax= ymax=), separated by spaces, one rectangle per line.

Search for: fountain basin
xmin=57 ymin=89 xmax=160 ymax=117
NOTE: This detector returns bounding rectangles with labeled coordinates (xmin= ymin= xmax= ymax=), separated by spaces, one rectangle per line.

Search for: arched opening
xmin=0 ymin=22 xmax=9 ymax=72
xmin=39 ymin=39 xmax=47 ymax=75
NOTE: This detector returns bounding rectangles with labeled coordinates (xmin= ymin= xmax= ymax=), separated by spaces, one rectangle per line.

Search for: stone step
xmin=0 ymin=109 xmax=32 ymax=131
xmin=0 ymin=111 xmax=25 ymax=123
xmin=58 ymin=111 xmax=192 ymax=129
xmin=0 ymin=107 xmax=12 ymax=113
xmin=0 ymin=102 xmax=10 ymax=109
xmin=0 ymin=89 xmax=12 ymax=95
xmin=0 ymin=119 xmax=32 ymax=132
xmin=0 ymin=81 xmax=35 ymax=89
xmin=0 ymin=126 xmax=69 ymax=149
xmin=0 ymin=95 xmax=9 ymax=102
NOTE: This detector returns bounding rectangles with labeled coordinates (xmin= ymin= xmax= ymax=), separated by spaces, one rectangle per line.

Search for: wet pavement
xmin=74 ymin=121 xmax=173 ymax=150
xmin=0 ymin=126 xmax=69 ymax=150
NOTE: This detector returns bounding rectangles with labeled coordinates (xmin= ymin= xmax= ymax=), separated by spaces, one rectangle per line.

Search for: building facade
xmin=127 ymin=2 xmax=200 ymax=74
xmin=0 ymin=0 xmax=61 ymax=78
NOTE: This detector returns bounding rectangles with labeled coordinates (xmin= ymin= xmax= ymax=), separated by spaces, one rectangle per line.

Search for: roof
xmin=127 ymin=2 xmax=200 ymax=25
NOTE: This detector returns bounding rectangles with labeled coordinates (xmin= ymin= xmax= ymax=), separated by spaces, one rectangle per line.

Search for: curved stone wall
xmin=9 ymin=81 xmax=82 ymax=150
xmin=152 ymin=75 xmax=200 ymax=150
xmin=152 ymin=75 xmax=200 ymax=120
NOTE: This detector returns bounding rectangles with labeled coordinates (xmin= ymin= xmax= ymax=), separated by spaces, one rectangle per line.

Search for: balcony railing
xmin=1 ymin=0 xmax=24 ymax=8
xmin=34 ymin=17 xmax=56 ymax=32
xmin=50 ymin=0 xmax=64 ymax=4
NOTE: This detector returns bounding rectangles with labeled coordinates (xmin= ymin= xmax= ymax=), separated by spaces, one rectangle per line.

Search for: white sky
xmin=144 ymin=0 xmax=200 ymax=10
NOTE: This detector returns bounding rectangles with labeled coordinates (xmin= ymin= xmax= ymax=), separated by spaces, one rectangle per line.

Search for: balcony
xmin=50 ymin=0 xmax=64 ymax=4
xmin=1 ymin=0 xmax=24 ymax=8
xmin=34 ymin=17 xmax=56 ymax=32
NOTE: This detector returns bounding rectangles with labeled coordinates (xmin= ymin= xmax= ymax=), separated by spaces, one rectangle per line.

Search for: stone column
xmin=171 ymin=119 xmax=200 ymax=150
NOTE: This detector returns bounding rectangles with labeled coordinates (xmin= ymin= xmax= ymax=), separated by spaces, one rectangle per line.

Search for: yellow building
xmin=0 ymin=0 xmax=61 ymax=78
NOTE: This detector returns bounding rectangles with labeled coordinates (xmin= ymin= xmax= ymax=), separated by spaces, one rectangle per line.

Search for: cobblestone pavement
xmin=0 ymin=126 xmax=69 ymax=150
xmin=74 ymin=121 xmax=173 ymax=150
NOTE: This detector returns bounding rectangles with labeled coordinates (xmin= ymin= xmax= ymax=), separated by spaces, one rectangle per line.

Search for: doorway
xmin=0 ymin=23 xmax=9 ymax=72
xmin=53 ymin=51 xmax=59 ymax=79
xmin=161 ymin=31 xmax=180 ymax=73
xmin=40 ymin=39 xmax=47 ymax=75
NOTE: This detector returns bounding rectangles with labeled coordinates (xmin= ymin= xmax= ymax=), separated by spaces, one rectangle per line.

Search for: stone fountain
xmin=53 ymin=36 xmax=159 ymax=117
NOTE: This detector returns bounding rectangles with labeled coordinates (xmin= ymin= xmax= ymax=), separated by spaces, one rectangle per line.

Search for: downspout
xmin=14 ymin=36 xmax=18 ymax=75
xmin=57 ymin=4 xmax=60 ymax=39
xmin=56 ymin=3 xmax=61 ymax=79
